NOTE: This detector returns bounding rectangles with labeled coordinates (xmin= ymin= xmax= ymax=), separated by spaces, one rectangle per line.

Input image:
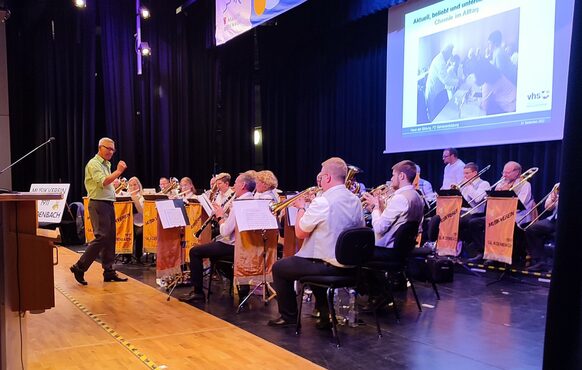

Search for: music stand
xmin=153 ymin=199 xmax=191 ymax=300
xmin=230 ymin=199 xmax=279 ymax=313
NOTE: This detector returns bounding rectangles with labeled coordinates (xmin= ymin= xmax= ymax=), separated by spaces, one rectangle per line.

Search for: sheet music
xmin=156 ymin=200 xmax=187 ymax=228
xmin=198 ymin=193 xmax=214 ymax=216
xmin=232 ymin=199 xmax=279 ymax=231
xmin=286 ymin=194 xmax=299 ymax=226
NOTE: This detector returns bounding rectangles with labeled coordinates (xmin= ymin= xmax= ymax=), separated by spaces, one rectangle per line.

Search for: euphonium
xmin=345 ymin=165 xmax=363 ymax=194
xmin=269 ymin=186 xmax=320 ymax=214
xmin=115 ymin=177 xmax=128 ymax=194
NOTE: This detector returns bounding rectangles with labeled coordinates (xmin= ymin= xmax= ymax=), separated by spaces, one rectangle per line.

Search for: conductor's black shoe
xmin=104 ymin=273 xmax=128 ymax=282
xmin=70 ymin=265 xmax=88 ymax=285
xmin=178 ymin=291 xmax=205 ymax=302
xmin=267 ymin=317 xmax=295 ymax=327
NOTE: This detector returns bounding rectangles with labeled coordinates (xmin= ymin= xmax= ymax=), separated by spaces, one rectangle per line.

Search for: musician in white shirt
xmin=254 ymin=170 xmax=279 ymax=203
xmin=268 ymin=157 xmax=364 ymax=328
xmin=441 ymin=148 xmax=465 ymax=190
xmin=179 ymin=171 xmax=255 ymax=302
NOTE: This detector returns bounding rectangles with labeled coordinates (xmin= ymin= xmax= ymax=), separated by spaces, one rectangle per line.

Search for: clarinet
xmin=194 ymin=192 xmax=235 ymax=238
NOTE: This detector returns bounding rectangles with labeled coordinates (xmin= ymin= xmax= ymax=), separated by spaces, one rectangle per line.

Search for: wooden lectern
xmin=0 ymin=193 xmax=61 ymax=370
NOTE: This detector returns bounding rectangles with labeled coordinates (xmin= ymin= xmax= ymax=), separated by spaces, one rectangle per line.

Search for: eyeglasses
xmin=100 ymin=145 xmax=116 ymax=153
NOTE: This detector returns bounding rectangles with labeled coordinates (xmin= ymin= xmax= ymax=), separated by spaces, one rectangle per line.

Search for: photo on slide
xmin=416 ymin=8 xmax=520 ymax=124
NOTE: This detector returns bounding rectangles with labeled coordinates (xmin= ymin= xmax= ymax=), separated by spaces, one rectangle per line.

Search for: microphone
xmin=0 ymin=137 xmax=55 ymax=175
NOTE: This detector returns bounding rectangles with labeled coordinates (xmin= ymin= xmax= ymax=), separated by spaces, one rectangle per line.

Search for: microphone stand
xmin=0 ymin=137 xmax=55 ymax=193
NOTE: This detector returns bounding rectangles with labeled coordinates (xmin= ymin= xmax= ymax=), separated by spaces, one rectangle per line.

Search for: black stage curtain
xmin=5 ymin=0 xmax=563 ymax=203
xmin=6 ymin=0 xmax=255 ymax=200
xmin=543 ymin=0 xmax=582 ymax=368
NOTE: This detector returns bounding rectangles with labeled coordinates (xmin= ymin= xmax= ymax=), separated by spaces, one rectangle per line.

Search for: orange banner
xmin=156 ymin=220 xmax=182 ymax=278
xmin=143 ymin=200 xmax=158 ymax=253
xmin=114 ymin=201 xmax=134 ymax=254
xmin=184 ymin=203 xmax=204 ymax=262
xmin=234 ymin=229 xmax=278 ymax=286
xmin=436 ymin=196 xmax=463 ymax=256
xmin=484 ymin=197 xmax=518 ymax=264
xmin=83 ymin=197 xmax=94 ymax=243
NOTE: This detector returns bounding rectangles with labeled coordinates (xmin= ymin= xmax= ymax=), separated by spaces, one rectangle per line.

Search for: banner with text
xmin=436 ymin=196 xmax=463 ymax=256
xmin=30 ymin=183 xmax=70 ymax=223
xmin=484 ymin=197 xmax=518 ymax=264
xmin=216 ymin=0 xmax=307 ymax=45
xmin=115 ymin=202 xmax=134 ymax=254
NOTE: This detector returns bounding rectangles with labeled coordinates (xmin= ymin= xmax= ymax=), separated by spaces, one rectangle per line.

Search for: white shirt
xmin=442 ymin=159 xmax=466 ymax=189
xmin=131 ymin=194 xmax=145 ymax=227
xmin=495 ymin=181 xmax=535 ymax=225
xmin=461 ymin=178 xmax=490 ymax=214
xmin=371 ymin=185 xmax=424 ymax=248
xmin=215 ymin=188 xmax=235 ymax=207
xmin=295 ymin=185 xmax=365 ymax=267
xmin=218 ymin=191 xmax=254 ymax=245
xmin=418 ymin=178 xmax=436 ymax=203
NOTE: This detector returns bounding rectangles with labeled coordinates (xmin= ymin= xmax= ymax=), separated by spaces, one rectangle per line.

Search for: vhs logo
xmin=527 ymin=90 xmax=551 ymax=100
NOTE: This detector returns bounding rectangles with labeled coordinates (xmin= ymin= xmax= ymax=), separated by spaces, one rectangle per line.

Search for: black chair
xmin=206 ymin=258 xmax=234 ymax=302
xmin=363 ymin=221 xmax=423 ymax=336
xmin=295 ymin=227 xmax=375 ymax=347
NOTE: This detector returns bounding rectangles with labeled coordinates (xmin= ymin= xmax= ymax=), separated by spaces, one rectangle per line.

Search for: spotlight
xmin=139 ymin=42 xmax=151 ymax=56
xmin=139 ymin=7 xmax=150 ymax=19
xmin=253 ymin=127 xmax=262 ymax=146
xmin=74 ymin=0 xmax=87 ymax=8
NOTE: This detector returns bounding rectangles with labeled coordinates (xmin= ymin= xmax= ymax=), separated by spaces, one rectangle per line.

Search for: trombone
xmin=425 ymin=164 xmax=492 ymax=216
xmin=518 ymin=182 xmax=559 ymax=230
xmin=269 ymin=186 xmax=320 ymax=214
xmin=460 ymin=167 xmax=539 ymax=218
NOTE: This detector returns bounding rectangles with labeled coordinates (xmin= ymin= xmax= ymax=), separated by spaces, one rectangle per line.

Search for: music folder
xmin=486 ymin=190 xmax=526 ymax=210
xmin=437 ymin=189 xmax=471 ymax=208
xmin=232 ymin=199 xmax=278 ymax=232
xmin=155 ymin=199 xmax=190 ymax=229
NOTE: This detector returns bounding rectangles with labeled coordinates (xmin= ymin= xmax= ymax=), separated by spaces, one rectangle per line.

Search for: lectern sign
xmin=29 ymin=183 xmax=70 ymax=223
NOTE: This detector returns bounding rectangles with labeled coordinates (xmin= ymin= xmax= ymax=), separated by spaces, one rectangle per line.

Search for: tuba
xmin=345 ymin=165 xmax=363 ymax=194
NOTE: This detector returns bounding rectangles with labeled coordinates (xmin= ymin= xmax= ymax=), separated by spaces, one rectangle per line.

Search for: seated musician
xmin=213 ymin=173 xmax=234 ymax=204
xmin=159 ymin=176 xmax=179 ymax=198
xmin=179 ymin=177 xmax=197 ymax=202
xmin=468 ymin=161 xmax=535 ymax=262
xmin=415 ymin=164 xmax=436 ymax=205
xmin=525 ymin=184 xmax=559 ymax=272
xmin=127 ymin=176 xmax=145 ymax=264
xmin=267 ymin=157 xmax=364 ymax=329
xmin=254 ymin=170 xmax=279 ymax=203
xmin=362 ymin=160 xmax=424 ymax=295
xmin=179 ymin=171 xmax=255 ymax=302
xmin=113 ymin=177 xmax=129 ymax=197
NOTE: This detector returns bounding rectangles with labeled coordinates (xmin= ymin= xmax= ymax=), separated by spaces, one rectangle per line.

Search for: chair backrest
xmin=335 ymin=227 xmax=375 ymax=266
xmin=393 ymin=221 xmax=421 ymax=258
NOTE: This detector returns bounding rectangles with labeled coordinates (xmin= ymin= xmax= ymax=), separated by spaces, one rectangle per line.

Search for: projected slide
xmin=385 ymin=0 xmax=575 ymax=153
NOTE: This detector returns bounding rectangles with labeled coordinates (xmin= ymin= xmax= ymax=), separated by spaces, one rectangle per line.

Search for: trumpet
xmin=519 ymin=182 xmax=559 ymax=229
xmin=345 ymin=165 xmax=363 ymax=194
xmin=460 ymin=167 xmax=539 ymax=218
xmin=269 ymin=186 xmax=320 ymax=214
xmin=115 ymin=177 xmax=128 ymax=194
xmin=451 ymin=164 xmax=491 ymax=190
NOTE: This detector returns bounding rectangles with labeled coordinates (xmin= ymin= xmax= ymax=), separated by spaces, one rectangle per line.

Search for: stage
xmin=26 ymin=248 xmax=322 ymax=369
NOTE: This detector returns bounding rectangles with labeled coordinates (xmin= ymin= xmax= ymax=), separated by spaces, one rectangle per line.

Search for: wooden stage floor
xmin=26 ymin=248 xmax=322 ymax=370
